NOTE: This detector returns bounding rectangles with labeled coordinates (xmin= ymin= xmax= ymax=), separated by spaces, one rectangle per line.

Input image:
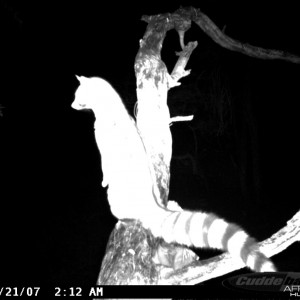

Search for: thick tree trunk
xmin=96 ymin=8 xmax=198 ymax=285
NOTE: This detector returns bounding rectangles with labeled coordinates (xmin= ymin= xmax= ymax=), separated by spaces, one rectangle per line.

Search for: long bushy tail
xmin=142 ymin=207 xmax=275 ymax=272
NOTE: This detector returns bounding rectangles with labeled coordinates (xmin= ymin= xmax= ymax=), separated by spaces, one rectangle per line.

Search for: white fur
xmin=71 ymin=76 xmax=275 ymax=272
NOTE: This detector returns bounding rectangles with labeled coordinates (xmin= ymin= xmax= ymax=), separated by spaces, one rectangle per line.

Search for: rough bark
xmin=96 ymin=220 xmax=159 ymax=285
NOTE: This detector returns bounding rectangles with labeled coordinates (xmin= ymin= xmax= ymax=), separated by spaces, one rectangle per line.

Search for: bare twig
xmin=170 ymin=115 xmax=194 ymax=123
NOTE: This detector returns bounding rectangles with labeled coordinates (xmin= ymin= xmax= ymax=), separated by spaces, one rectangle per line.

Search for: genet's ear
xmin=75 ymin=75 xmax=88 ymax=83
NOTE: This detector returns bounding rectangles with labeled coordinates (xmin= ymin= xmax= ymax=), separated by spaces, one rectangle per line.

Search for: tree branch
xmin=179 ymin=7 xmax=300 ymax=63
xmin=158 ymin=210 xmax=300 ymax=285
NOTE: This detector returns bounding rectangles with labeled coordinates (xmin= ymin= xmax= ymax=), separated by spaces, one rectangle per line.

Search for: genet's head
xmin=71 ymin=75 xmax=115 ymax=111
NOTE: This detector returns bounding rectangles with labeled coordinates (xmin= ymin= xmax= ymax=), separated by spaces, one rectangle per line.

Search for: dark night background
xmin=1 ymin=0 xmax=299 ymax=293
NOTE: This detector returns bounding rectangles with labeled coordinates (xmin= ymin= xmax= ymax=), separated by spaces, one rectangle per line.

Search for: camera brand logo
xmin=223 ymin=272 xmax=300 ymax=296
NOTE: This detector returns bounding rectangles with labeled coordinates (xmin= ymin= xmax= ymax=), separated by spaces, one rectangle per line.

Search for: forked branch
xmin=165 ymin=7 xmax=300 ymax=63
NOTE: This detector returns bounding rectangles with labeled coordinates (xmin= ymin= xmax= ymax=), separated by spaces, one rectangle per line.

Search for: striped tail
xmin=143 ymin=208 xmax=276 ymax=272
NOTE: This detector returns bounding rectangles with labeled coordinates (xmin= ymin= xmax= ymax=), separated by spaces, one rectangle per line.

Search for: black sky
xmin=1 ymin=0 xmax=300 ymax=294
